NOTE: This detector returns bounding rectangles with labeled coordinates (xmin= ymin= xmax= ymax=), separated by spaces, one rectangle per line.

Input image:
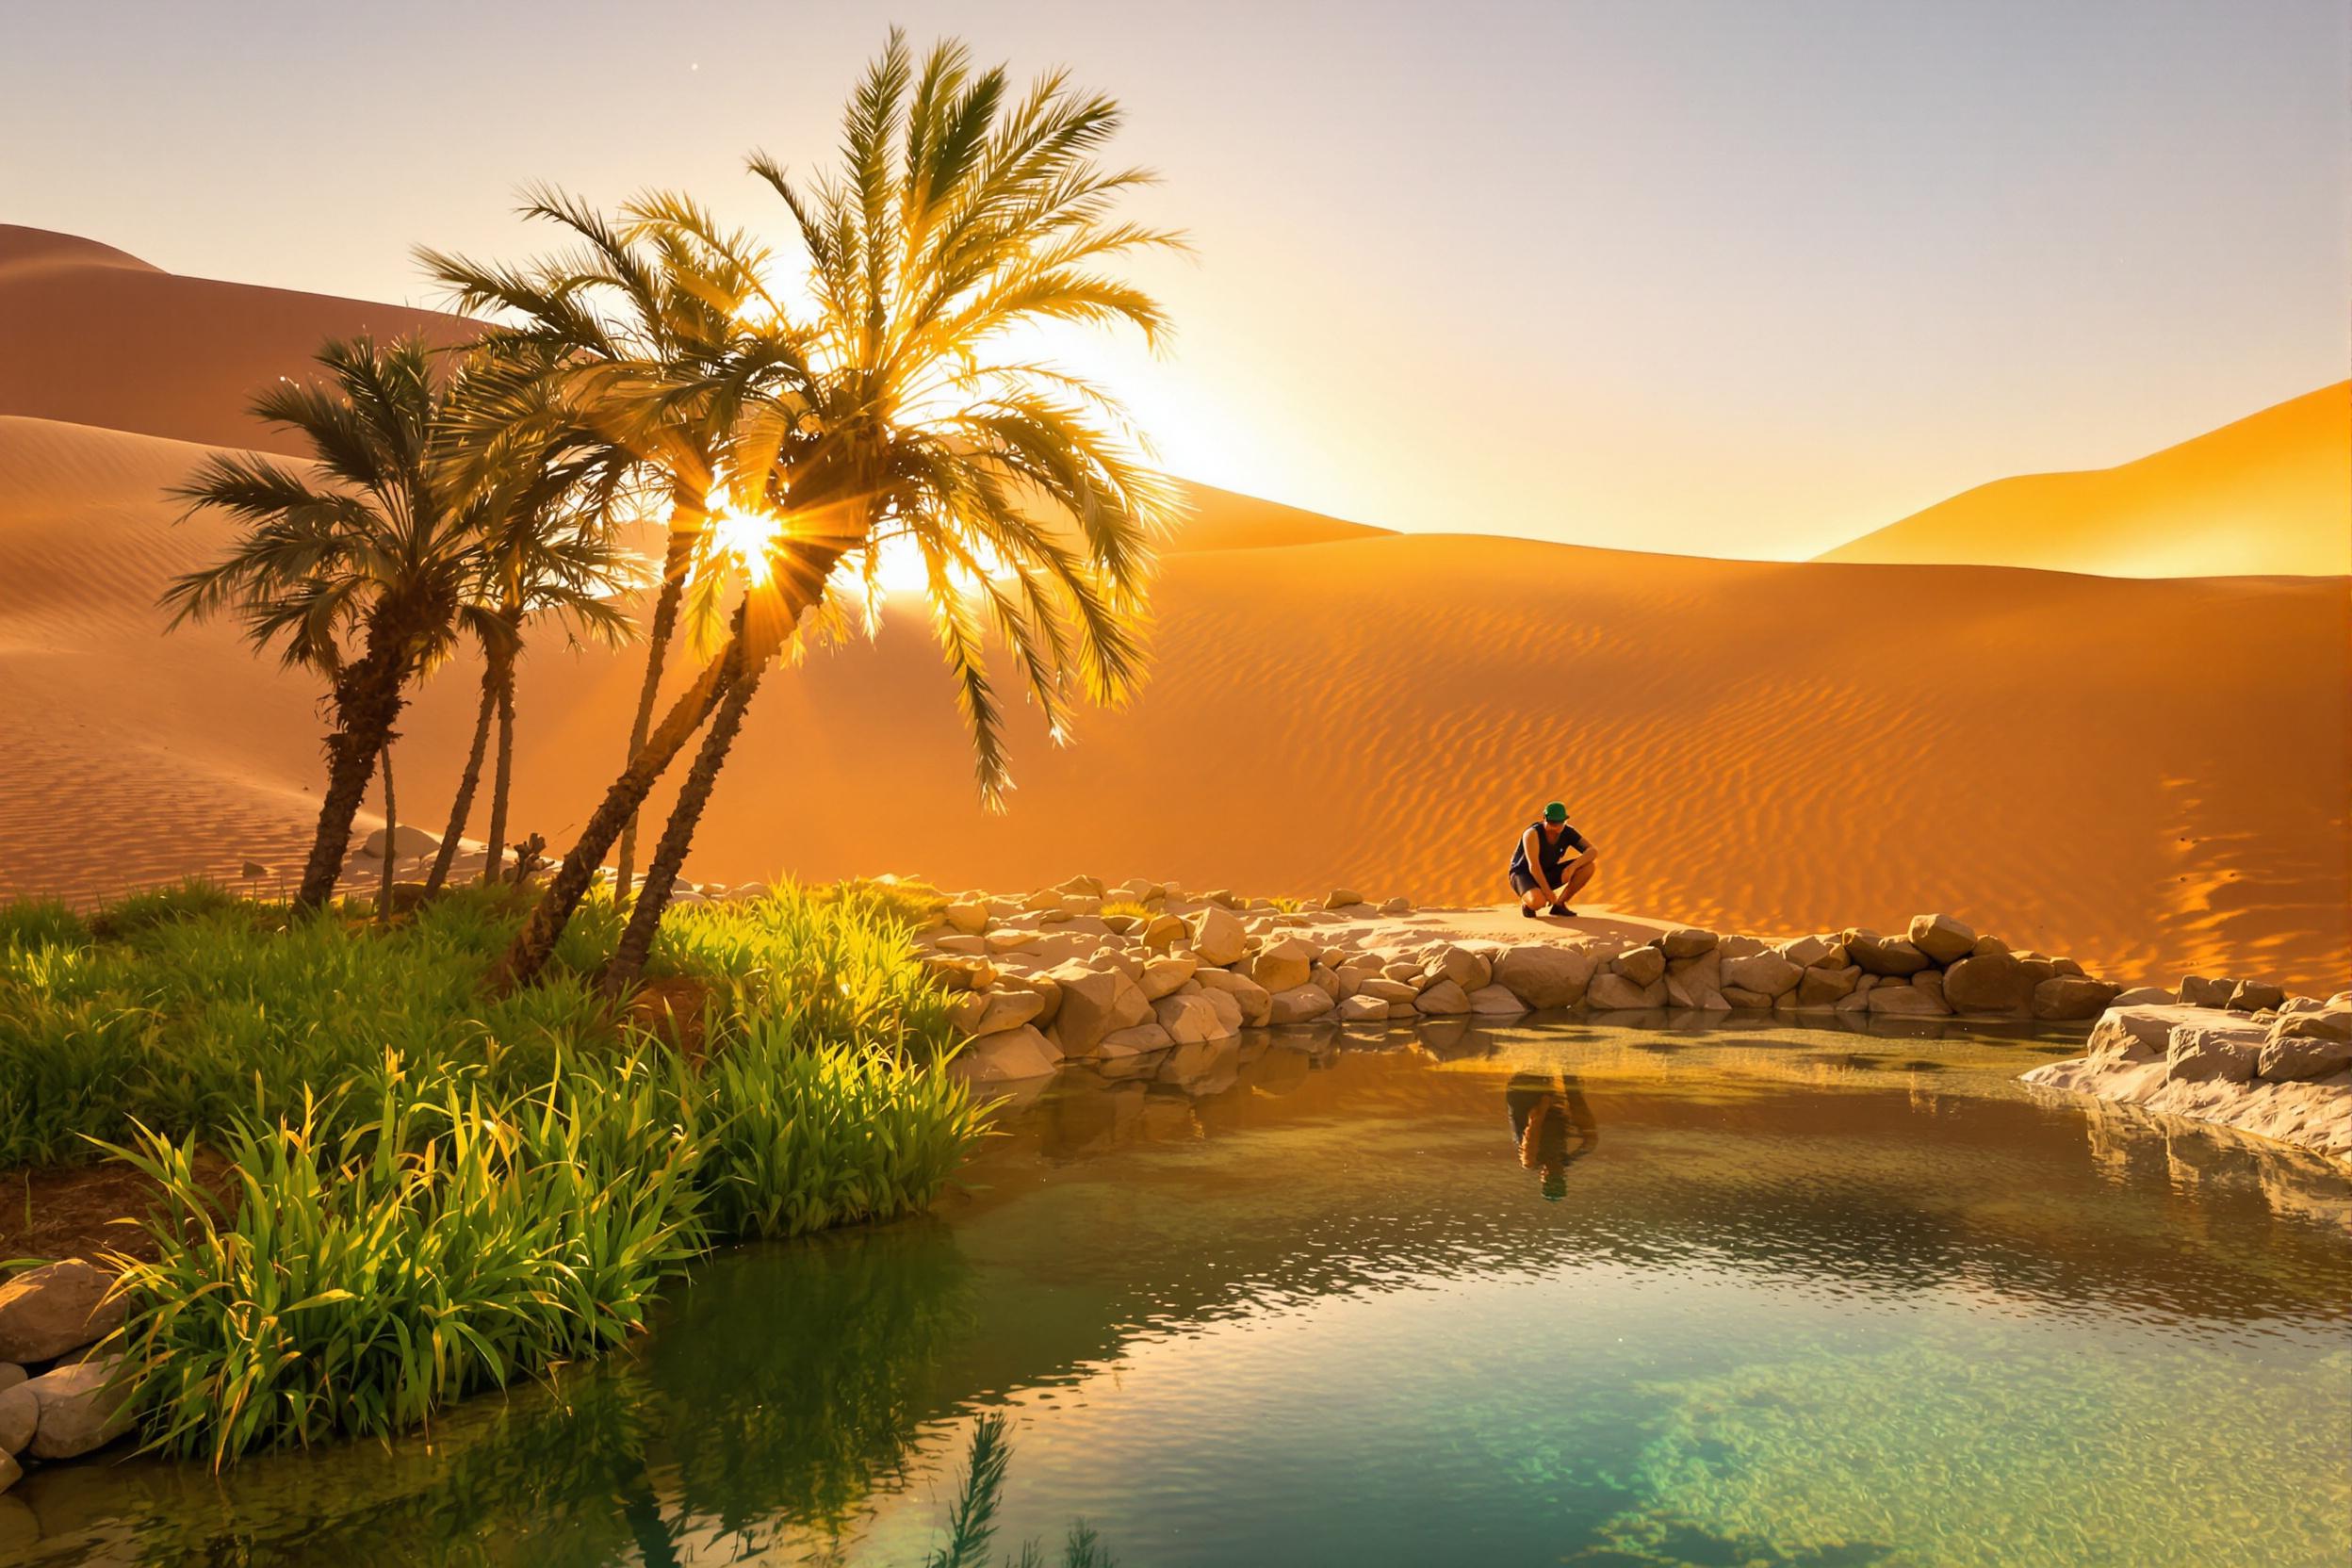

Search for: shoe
xmin=1520 ymin=905 xmax=1537 ymax=919
xmin=1551 ymin=905 xmax=1576 ymax=918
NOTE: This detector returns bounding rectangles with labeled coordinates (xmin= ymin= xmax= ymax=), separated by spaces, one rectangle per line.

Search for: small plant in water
xmin=925 ymin=1412 xmax=1115 ymax=1568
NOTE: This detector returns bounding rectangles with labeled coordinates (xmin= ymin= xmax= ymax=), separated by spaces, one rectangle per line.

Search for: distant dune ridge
xmin=1820 ymin=382 xmax=2351 ymax=578
xmin=2 ymin=227 xmax=2345 ymax=991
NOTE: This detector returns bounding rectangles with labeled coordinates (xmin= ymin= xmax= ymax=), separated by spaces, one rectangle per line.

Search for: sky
xmin=4 ymin=0 xmax=2344 ymax=559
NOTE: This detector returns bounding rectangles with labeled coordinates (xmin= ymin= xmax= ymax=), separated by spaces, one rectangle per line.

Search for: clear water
xmin=8 ymin=1021 xmax=2349 ymax=1567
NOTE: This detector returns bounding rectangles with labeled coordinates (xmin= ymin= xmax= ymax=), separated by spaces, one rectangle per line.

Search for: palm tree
xmin=421 ymin=413 xmax=643 ymax=895
xmin=163 ymin=335 xmax=483 ymax=912
xmin=417 ymin=193 xmax=781 ymax=905
xmin=495 ymin=30 xmax=1186 ymax=990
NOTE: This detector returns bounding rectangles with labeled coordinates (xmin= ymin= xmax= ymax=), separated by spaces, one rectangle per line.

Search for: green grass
xmin=0 ymin=879 xmax=988 ymax=1465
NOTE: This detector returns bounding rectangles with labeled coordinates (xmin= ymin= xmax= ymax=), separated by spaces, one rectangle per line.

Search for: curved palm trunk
xmin=601 ymin=659 xmax=768 ymax=996
xmin=293 ymin=644 xmax=408 ymax=913
xmin=480 ymin=636 xmax=520 ymax=887
xmin=424 ymin=673 xmax=497 ymax=894
xmin=614 ymin=523 xmax=698 ymax=905
xmin=374 ymin=746 xmax=398 ymax=925
xmin=492 ymin=645 xmax=739 ymax=989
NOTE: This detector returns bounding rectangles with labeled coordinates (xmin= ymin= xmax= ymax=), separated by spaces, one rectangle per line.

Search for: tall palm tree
xmin=417 ymin=193 xmax=781 ymax=905
xmin=163 ymin=335 xmax=483 ymax=912
xmin=496 ymin=30 xmax=1187 ymax=990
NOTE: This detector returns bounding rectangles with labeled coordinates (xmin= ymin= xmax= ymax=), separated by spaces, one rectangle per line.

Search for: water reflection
xmin=1506 ymin=1070 xmax=1600 ymax=1200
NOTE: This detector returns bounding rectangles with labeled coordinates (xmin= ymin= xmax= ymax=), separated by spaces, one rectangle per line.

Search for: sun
xmin=706 ymin=501 xmax=787 ymax=585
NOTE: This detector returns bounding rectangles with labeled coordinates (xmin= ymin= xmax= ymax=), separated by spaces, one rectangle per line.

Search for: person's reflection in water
xmin=1506 ymin=1070 xmax=1599 ymax=1200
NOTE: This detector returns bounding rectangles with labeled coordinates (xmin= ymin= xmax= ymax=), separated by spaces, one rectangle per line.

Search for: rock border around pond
xmin=2024 ymin=996 xmax=2352 ymax=1163
xmin=923 ymin=883 xmax=2162 ymax=1078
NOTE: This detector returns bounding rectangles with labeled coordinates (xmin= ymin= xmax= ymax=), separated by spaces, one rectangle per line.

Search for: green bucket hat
xmin=1544 ymin=802 xmax=1569 ymax=824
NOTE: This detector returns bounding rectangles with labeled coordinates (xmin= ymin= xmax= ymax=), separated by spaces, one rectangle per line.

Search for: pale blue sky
xmin=5 ymin=0 xmax=2344 ymax=556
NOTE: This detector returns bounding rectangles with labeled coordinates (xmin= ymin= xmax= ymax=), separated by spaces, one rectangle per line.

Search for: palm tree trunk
xmin=481 ymin=636 xmax=519 ymax=887
xmin=293 ymin=644 xmax=407 ymax=913
xmin=492 ymin=642 xmax=739 ymax=989
xmin=614 ymin=524 xmax=697 ymax=906
xmin=601 ymin=659 xmax=767 ymax=996
xmin=424 ymin=672 xmax=497 ymax=894
xmin=375 ymin=745 xmax=398 ymax=925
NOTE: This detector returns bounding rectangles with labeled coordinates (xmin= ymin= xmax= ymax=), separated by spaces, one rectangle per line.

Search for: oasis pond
xmin=9 ymin=1021 xmax=2348 ymax=1567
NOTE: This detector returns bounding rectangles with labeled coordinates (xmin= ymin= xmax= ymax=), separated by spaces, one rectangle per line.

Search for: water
xmin=9 ymin=1021 xmax=2349 ymax=1567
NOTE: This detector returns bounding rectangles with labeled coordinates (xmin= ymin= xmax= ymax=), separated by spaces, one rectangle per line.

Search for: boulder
xmin=1659 ymin=927 xmax=1719 ymax=959
xmin=0 ymin=1381 xmax=33 ymax=1457
xmin=1307 ymin=963 xmax=1343 ymax=1000
xmin=1056 ymin=874 xmax=1106 ymax=899
xmin=1612 ymin=945 xmax=1666 ymax=988
xmin=1042 ymin=964 xmax=1128 ymax=1056
xmin=2033 ymin=974 xmax=2119 ymax=1021
xmin=1721 ymin=952 xmax=1803 ymax=999
xmin=1250 ymin=937 xmax=1317 ymax=993
xmin=1267 ymin=984 xmax=1336 ymax=1024
xmin=1794 ymin=965 xmax=1859 ymax=1007
xmin=942 ymin=902 xmax=988 ymax=936
xmin=2257 ymin=1032 xmax=2352 ymax=1083
xmin=1850 ymin=935 xmax=1933 ymax=978
xmin=359 ymin=824 xmax=439 ymax=860
xmin=957 ymin=1024 xmax=1062 ymax=1083
xmin=2110 ymin=986 xmax=2172 ymax=1005
xmin=2165 ymin=1024 xmax=2259 ymax=1084
xmin=1187 ymin=906 xmax=1249 ymax=967
xmin=24 ymin=1356 xmax=133 ymax=1461
xmin=1152 ymin=993 xmax=1231 ymax=1045
xmin=1427 ymin=945 xmax=1494 ymax=991
xmin=1413 ymin=979 xmax=1473 ymax=1016
xmin=2272 ymin=1004 xmax=2352 ymax=1044
xmin=2230 ymin=980 xmax=2287 ymax=1014
xmin=0 ymin=1261 xmax=124 ymax=1364
xmin=1667 ymin=968 xmax=1730 ymax=1009
xmin=1357 ymin=977 xmax=1421 ymax=1005
xmin=1141 ymin=914 xmax=1189 ymax=954
xmin=1380 ymin=897 xmax=1413 ymax=915
xmin=1494 ymin=944 xmax=1597 ymax=1009
xmin=1867 ymin=984 xmax=1950 ymax=1017
xmin=1776 ymin=934 xmax=1837 ymax=969
xmin=2178 ymin=974 xmax=2238 ymax=1008
xmin=1021 ymin=889 xmax=1066 ymax=914
xmin=1098 ymin=1022 xmax=1174 ymax=1055
xmin=1138 ymin=954 xmax=1200 ymax=1001
xmin=1942 ymin=953 xmax=2034 ymax=1014
xmin=1323 ymin=888 xmax=1364 ymax=909
xmin=1337 ymin=993 xmax=1390 ymax=1024
xmin=1720 ymin=986 xmax=1772 ymax=1010
xmin=1719 ymin=935 xmax=1768 ymax=960
xmin=1192 ymin=967 xmax=1272 ymax=1026
xmin=1587 ymin=972 xmax=1663 ymax=1011
xmin=1906 ymin=913 xmax=1977 ymax=965
xmin=984 ymin=929 xmax=1040 ymax=955
xmin=1467 ymin=984 xmax=1528 ymax=1017
xmin=956 ymin=988 xmax=1045 ymax=1037
xmin=1195 ymin=987 xmax=1246 ymax=1036
xmin=933 ymin=934 xmax=989 ymax=956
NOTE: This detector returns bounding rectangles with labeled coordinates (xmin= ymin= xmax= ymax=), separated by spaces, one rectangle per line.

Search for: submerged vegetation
xmin=0 ymin=880 xmax=983 ymax=1464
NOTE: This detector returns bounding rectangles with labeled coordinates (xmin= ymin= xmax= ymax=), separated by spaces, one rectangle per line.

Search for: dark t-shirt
xmin=1508 ymin=820 xmax=1591 ymax=882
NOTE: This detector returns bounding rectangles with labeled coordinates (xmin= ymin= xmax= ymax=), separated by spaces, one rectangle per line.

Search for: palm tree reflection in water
xmin=1506 ymin=1071 xmax=1599 ymax=1201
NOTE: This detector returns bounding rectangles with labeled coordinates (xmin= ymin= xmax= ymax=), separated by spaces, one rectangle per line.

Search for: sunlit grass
xmin=0 ymin=878 xmax=988 ymax=1464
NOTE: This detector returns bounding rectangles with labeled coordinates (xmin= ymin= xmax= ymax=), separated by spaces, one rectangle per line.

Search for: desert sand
xmin=4 ymin=227 xmax=2346 ymax=993
xmin=1821 ymin=382 xmax=2351 ymax=578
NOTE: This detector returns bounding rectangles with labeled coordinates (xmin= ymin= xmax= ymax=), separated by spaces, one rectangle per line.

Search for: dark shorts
xmin=1510 ymin=867 xmax=1545 ymax=898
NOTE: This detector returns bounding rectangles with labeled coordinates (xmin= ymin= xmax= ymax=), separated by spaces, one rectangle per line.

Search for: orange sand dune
xmin=2 ymin=411 xmax=2344 ymax=992
xmin=1821 ymin=383 xmax=2351 ymax=578
xmin=0 ymin=225 xmax=469 ymax=458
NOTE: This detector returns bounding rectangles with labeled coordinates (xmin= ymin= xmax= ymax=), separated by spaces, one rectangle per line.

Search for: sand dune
xmin=1821 ymin=383 xmax=2351 ymax=578
xmin=2 ymin=407 xmax=2344 ymax=990
xmin=1 ymin=230 xmax=2345 ymax=991
xmin=0 ymin=225 xmax=468 ymax=458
